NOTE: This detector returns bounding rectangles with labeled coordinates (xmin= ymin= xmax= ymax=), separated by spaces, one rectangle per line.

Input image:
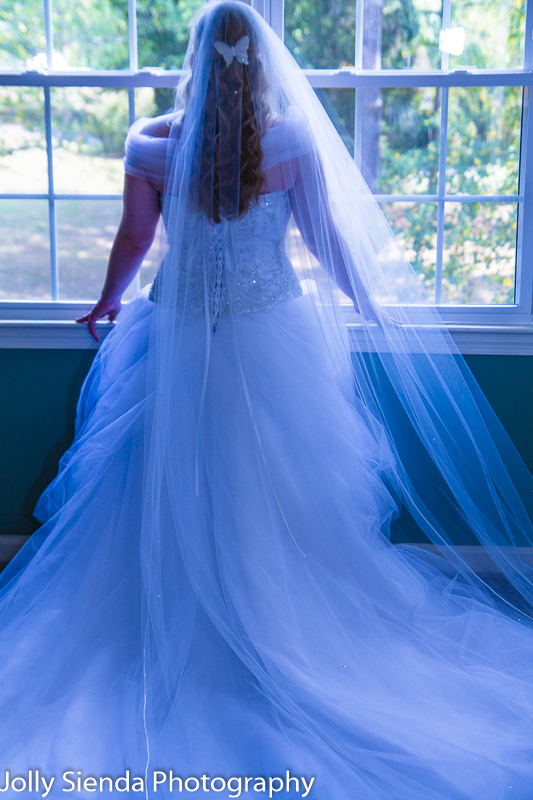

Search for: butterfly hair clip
xmin=214 ymin=35 xmax=250 ymax=66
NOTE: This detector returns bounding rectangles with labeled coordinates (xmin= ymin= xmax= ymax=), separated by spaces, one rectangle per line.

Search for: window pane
xmin=137 ymin=0 xmax=205 ymax=70
xmin=442 ymin=202 xmax=517 ymax=304
xmin=370 ymin=87 xmax=440 ymax=195
xmin=316 ymin=89 xmax=355 ymax=157
xmin=0 ymin=1 xmax=45 ymax=70
xmin=0 ymin=87 xmax=47 ymax=194
xmin=450 ymin=0 xmax=525 ymax=70
xmin=380 ymin=0 xmax=442 ymax=70
xmin=135 ymin=87 xmax=176 ymax=120
xmin=284 ymin=0 xmax=356 ymax=69
xmin=51 ymin=0 xmax=128 ymax=70
xmin=51 ymin=88 xmax=129 ymax=194
xmin=56 ymin=200 xmax=122 ymax=300
xmin=380 ymin=202 xmax=437 ymax=300
xmin=0 ymin=200 xmax=51 ymax=300
xmin=446 ymin=86 xmax=521 ymax=196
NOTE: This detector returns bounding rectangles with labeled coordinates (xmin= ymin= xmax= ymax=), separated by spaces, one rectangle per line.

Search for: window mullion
xmin=516 ymin=86 xmax=533 ymax=319
xmin=44 ymin=86 xmax=58 ymax=302
xmin=525 ymin=0 xmax=533 ymax=71
xmin=435 ymin=87 xmax=449 ymax=305
xmin=353 ymin=0 xmax=364 ymax=168
xmin=43 ymin=0 xmax=53 ymax=68
xmin=128 ymin=80 xmax=140 ymax=294
xmin=258 ymin=0 xmax=284 ymax=39
xmin=128 ymin=88 xmax=136 ymax=128
xmin=269 ymin=0 xmax=284 ymax=40
xmin=43 ymin=0 xmax=58 ymax=301
xmin=128 ymin=0 xmax=138 ymax=73
xmin=355 ymin=0 xmax=364 ymax=71
xmin=515 ymin=0 xmax=533 ymax=320
xmin=440 ymin=0 xmax=452 ymax=72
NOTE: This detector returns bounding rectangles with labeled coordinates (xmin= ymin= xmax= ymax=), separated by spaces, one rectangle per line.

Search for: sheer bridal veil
xmin=134 ymin=0 xmax=533 ymax=791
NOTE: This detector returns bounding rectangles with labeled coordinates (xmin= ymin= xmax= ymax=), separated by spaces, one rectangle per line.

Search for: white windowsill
xmin=349 ymin=322 xmax=533 ymax=356
xmin=1 ymin=318 xmax=533 ymax=354
xmin=0 ymin=319 xmax=111 ymax=349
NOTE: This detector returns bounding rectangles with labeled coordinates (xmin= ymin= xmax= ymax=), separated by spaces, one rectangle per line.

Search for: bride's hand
xmin=353 ymin=301 xmax=404 ymax=328
xmin=76 ymin=295 xmax=121 ymax=342
xmin=353 ymin=299 xmax=381 ymax=327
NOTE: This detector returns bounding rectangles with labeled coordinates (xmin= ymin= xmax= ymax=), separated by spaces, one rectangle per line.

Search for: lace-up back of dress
xmin=149 ymin=189 xmax=302 ymax=326
xmin=123 ymin=107 xmax=316 ymax=325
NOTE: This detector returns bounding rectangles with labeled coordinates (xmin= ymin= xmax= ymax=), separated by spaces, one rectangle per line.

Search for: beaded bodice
xmin=149 ymin=190 xmax=302 ymax=328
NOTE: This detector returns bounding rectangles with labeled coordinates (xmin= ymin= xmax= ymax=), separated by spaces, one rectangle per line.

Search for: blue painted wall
xmin=0 ymin=349 xmax=532 ymax=541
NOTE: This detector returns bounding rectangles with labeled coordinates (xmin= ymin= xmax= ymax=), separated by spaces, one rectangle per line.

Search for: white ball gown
xmin=3 ymin=4 xmax=533 ymax=798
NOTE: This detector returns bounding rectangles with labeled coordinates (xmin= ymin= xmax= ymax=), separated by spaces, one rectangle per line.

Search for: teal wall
xmin=0 ymin=350 xmax=96 ymax=537
xmin=0 ymin=349 xmax=532 ymax=539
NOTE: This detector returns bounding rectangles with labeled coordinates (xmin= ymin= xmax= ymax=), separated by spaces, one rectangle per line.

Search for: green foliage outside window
xmin=0 ymin=0 xmax=526 ymax=303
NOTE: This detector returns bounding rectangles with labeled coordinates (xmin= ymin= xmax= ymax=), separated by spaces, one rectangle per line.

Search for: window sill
xmin=1 ymin=319 xmax=533 ymax=354
xmin=348 ymin=322 xmax=533 ymax=356
xmin=0 ymin=320 xmax=112 ymax=349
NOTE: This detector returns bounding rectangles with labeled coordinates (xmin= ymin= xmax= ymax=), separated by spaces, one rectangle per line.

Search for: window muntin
xmin=0 ymin=0 xmax=531 ymax=324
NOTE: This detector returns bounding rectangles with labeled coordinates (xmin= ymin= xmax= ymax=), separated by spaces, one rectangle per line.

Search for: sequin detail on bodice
xmin=149 ymin=190 xmax=302 ymax=323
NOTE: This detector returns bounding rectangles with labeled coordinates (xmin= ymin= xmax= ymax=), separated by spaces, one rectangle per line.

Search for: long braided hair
xmin=191 ymin=4 xmax=270 ymax=223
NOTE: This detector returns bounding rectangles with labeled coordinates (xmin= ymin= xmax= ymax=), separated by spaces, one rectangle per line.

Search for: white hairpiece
xmin=214 ymin=35 xmax=250 ymax=66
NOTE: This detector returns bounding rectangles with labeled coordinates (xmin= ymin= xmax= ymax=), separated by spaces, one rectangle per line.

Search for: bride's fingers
xmin=75 ymin=311 xmax=100 ymax=341
xmin=87 ymin=314 xmax=101 ymax=343
xmin=107 ymin=305 xmax=121 ymax=323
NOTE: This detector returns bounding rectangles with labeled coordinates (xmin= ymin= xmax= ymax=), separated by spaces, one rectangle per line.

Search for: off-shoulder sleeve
xmin=261 ymin=105 xmax=315 ymax=171
xmin=123 ymin=117 xmax=170 ymax=184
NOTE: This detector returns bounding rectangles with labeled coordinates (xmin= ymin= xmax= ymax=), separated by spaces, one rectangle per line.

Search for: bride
xmin=3 ymin=1 xmax=533 ymax=797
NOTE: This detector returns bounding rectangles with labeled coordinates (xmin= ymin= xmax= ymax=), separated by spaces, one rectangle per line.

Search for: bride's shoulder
xmin=265 ymin=106 xmax=310 ymax=136
xmin=130 ymin=110 xmax=183 ymax=140
xmin=261 ymin=106 xmax=315 ymax=168
xmin=124 ymin=113 xmax=181 ymax=183
xmin=136 ymin=110 xmax=185 ymax=139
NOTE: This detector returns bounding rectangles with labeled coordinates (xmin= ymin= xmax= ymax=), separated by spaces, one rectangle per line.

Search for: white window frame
xmin=1 ymin=0 xmax=533 ymax=353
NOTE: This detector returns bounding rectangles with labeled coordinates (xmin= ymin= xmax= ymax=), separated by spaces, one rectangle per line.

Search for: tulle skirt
xmin=2 ymin=290 xmax=533 ymax=800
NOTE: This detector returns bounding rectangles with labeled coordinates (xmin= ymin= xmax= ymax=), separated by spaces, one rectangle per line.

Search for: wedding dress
xmin=3 ymin=3 xmax=533 ymax=798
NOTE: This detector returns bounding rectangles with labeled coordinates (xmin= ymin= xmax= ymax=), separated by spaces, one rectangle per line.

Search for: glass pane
xmin=315 ymin=89 xmax=355 ymax=157
xmin=137 ymin=0 xmax=205 ymax=70
xmin=0 ymin=87 xmax=47 ymax=194
xmin=284 ymin=0 xmax=356 ymax=69
xmin=56 ymin=200 xmax=122 ymax=300
xmin=0 ymin=1 xmax=45 ymax=70
xmin=442 ymin=202 xmax=517 ymax=304
xmin=51 ymin=88 xmax=129 ymax=194
xmin=381 ymin=0 xmax=442 ymax=70
xmin=0 ymin=200 xmax=51 ymax=300
xmin=51 ymin=0 xmax=128 ymax=70
xmin=369 ymin=87 xmax=440 ymax=195
xmin=446 ymin=86 xmax=521 ymax=196
xmin=135 ymin=87 xmax=176 ymax=120
xmin=380 ymin=202 xmax=438 ymax=300
xmin=450 ymin=0 xmax=525 ymax=70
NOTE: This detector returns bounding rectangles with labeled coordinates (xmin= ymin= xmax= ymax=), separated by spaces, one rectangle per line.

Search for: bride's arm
xmin=288 ymin=149 xmax=380 ymax=324
xmin=76 ymin=173 xmax=161 ymax=341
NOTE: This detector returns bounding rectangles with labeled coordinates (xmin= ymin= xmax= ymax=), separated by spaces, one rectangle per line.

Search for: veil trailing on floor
xmin=1 ymin=1 xmax=533 ymax=795
xmin=124 ymin=0 xmax=533 ymax=792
